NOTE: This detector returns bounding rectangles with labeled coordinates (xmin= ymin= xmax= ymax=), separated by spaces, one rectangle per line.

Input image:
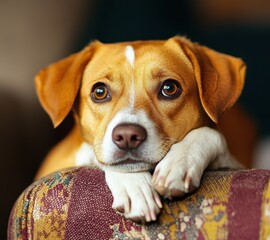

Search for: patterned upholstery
xmin=8 ymin=168 xmax=270 ymax=239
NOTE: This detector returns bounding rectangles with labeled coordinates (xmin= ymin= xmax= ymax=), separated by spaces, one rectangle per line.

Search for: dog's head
xmin=35 ymin=36 xmax=246 ymax=172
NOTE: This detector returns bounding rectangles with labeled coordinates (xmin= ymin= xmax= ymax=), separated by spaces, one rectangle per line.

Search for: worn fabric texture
xmin=8 ymin=168 xmax=270 ymax=240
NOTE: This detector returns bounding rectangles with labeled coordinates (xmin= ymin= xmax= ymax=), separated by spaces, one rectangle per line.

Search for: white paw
xmin=152 ymin=143 xmax=203 ymax=198
xmin=152 ymin=127 xmax=224 ymax=198
xmin=105 ymin=171 xmax=162 ymax=222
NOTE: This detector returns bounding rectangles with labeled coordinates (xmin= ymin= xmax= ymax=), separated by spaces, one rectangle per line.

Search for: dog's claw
xmin=154 ymin=191 xmax=163 ymax=208
xmin=184 ymin=175 xmax=191 ymax=192
xmin=114 ymin=205 xmax=124 ymax=213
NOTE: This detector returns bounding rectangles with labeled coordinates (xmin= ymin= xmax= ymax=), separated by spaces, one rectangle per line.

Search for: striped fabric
xmin=8 ymin=168 xmax=270 ymax=240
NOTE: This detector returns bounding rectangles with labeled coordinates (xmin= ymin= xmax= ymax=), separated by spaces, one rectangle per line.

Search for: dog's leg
xmin=152 ymin=127 xmax=242 ymax=198
xmin=105 ymin=170 xmax=162 ymax=222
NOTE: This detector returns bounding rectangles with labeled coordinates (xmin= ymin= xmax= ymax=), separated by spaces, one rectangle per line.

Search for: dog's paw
xmin=152 ymin=149 xmax=201 ymax=198
xmin=105 ymin=170 xmax=162 ymax=222
xmin=152 ymin=127 xmax=221 ymax=198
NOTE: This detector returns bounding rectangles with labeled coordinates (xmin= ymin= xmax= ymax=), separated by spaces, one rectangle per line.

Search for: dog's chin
xmin=99 ymin=159 xmax=154 ymax=173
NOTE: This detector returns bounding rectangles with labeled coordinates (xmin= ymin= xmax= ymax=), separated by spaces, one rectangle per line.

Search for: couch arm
xmin=8 ymin=168 xmax=270 ymax=240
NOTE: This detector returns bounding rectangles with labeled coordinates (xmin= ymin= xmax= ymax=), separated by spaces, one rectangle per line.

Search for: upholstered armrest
xmin=8 ymin=168 xmax=270 ymax=239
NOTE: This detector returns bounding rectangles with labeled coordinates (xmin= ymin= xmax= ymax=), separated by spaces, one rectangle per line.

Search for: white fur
xmin=126 ymin=45 xmax=136 ymax=109
xmin=104 ymin=126 xmax=238 ymax=221
xmin=125 ymin=45 xmax=135 ymax=66
xmin=101 ymin=108 xmax=165 ymax=172
xmin=153 ymin=127 xmax=240 ymax=195
xmin=105 ymin=170 xmax=161 ymax=222
xmin=75 ymin=142 xmax=96 ymax=166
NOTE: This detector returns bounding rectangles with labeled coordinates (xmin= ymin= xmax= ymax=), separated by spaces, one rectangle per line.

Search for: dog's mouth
xmin=111 ymin=158 xmax=144 ymax=166
xmin=105 ymin=157 xmax=154 ymax=172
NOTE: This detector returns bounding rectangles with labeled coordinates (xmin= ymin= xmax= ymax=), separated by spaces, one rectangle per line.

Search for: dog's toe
xmin=112 ymin=191 xmax=130 ymax=213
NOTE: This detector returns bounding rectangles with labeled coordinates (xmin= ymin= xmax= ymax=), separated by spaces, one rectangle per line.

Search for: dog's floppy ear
xmin=170 ymin=36 xmax=246 ymax=123
xmin=35 ymin=43 xmax=98 ymax=127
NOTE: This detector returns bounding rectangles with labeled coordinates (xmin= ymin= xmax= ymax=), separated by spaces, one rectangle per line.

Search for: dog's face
xmin=77 ymin=40 xmax=208 ymax=171
xmin=35 ymin=36 xmax=245 ymax=172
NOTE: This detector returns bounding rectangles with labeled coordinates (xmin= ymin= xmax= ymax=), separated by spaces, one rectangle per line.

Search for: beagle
xmin=35 ymin=36 xmax=245 ymax=222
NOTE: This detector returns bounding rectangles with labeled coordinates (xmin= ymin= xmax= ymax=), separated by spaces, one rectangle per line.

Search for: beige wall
xmin=0 ymin=2 xmax=96 ymax=238
xmin=0 ymin=0 xmax=95 ymax=103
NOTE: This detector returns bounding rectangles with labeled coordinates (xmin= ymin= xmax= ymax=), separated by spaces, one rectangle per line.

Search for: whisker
xmin=76 ymin=141 xmax=101 ymax=166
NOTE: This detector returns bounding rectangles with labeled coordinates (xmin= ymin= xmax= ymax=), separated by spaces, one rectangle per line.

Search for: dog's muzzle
xmin=108 ymin=123 xmax=149 ymax=170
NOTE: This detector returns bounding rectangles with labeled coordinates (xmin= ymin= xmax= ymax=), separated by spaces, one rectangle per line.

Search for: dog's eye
xmin=160 ymin=79 xmax=182 ymax=99
xmin=91 ymin=83 xmax=111 ymax=103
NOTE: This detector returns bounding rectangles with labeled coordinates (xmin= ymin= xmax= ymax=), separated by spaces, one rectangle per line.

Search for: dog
xmin=35 ymin=36 xmax=246 ymax=222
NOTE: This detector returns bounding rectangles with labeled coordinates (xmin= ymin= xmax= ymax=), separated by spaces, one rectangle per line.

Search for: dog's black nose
xmin=112 ymin=124 xmax=147 ymax=150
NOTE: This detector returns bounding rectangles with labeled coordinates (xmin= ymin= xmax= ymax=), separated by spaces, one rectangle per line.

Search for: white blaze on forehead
xmin=125 ymin=45 xmax=135 ymax=66
xmin=125 ymin=45 xmax=136 ymax=108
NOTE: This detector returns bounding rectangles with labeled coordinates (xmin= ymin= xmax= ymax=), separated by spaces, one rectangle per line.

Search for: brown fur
xmin=35 ymin=36 xmax=249 ymax=179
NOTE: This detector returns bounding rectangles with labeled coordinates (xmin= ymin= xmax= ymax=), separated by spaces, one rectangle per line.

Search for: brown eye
xmin=160 ymin=79 xmax=182 ymax=99
xmin=91 ymin=83 xmax=111 ymax=103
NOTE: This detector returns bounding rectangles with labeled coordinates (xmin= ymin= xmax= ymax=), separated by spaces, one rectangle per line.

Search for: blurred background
xmin=1 ymin=0 xmax=270 ymax=238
